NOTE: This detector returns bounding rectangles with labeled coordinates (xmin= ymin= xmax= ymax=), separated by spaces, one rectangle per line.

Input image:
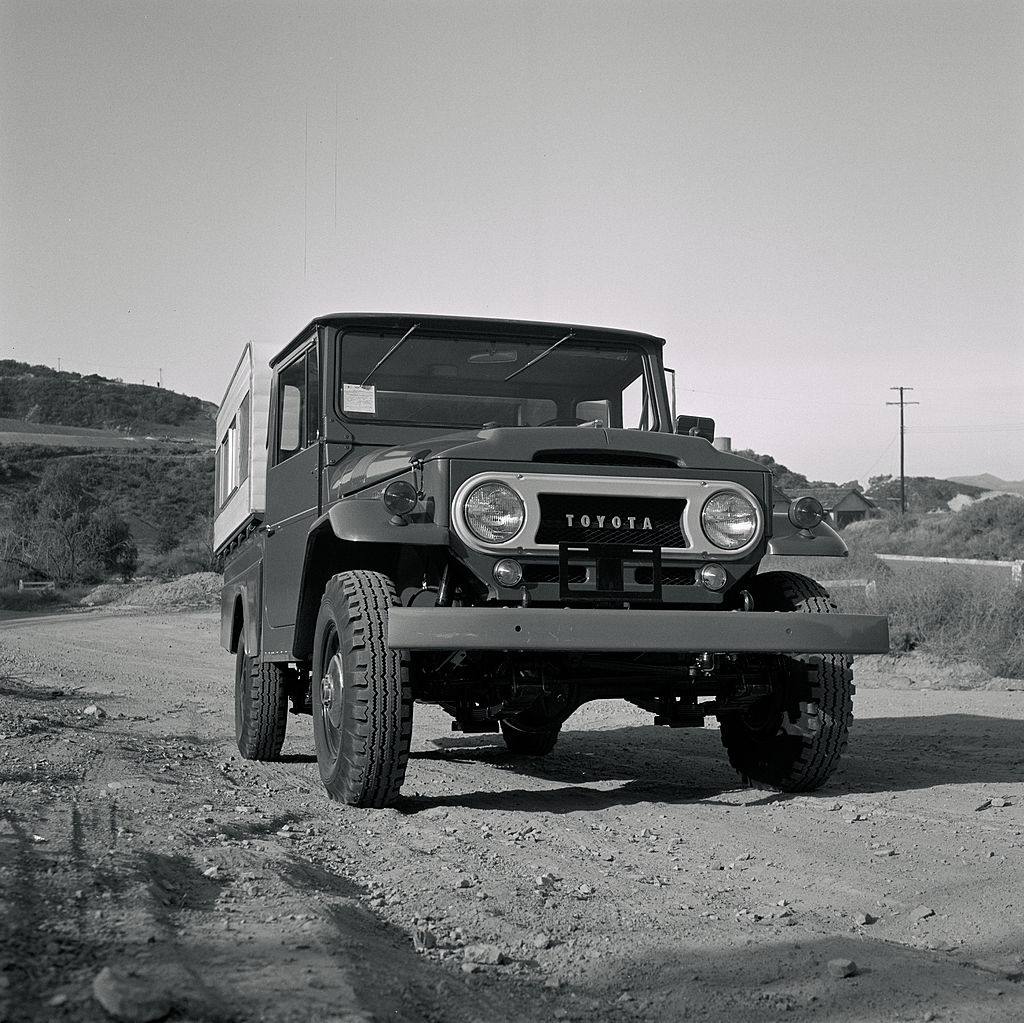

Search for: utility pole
xmin=887 ymin=386 xmax=919 ymax=514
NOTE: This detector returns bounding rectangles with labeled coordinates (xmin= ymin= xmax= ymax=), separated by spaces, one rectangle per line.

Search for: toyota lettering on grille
xmin=536 ymin=494 xmax=687 ymax=547
xmin=565 ymin=513 xmax=653 ymax=530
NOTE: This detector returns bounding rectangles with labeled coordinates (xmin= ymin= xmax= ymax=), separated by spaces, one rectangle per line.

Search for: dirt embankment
xmin=1 ymin=586 xmax=1022 ymax=1022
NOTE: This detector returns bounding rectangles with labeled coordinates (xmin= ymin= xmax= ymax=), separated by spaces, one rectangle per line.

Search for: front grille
xmin=524 ymin=564 xmax=587 ymax=585
xmin=635 ymin=566 xmax=695 ymax=586
xmin=524 ymin=563 xmax=693 ymax=588
xmin=536 ymin=494 xmax=687 ymax=547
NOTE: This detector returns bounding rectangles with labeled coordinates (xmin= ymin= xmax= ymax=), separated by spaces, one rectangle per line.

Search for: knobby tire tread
xmin=720 ymin=571 xmax=855 ymax=792
xmin=236 ymin=650 xmax=288 ymax=761
xmin=314 ymin=570 xmax=412 ymax=808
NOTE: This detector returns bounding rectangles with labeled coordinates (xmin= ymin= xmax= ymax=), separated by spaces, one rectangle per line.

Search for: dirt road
xmin=1 ymin=604 xmax=1022 ymax=1023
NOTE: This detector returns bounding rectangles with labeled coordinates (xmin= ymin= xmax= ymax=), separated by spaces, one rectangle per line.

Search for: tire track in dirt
xmin=2 ymin=607 xmax=1024 ymax=1021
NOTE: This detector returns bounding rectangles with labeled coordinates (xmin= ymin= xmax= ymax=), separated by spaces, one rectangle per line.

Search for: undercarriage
xmin=411 ymin=649 xmax=794 ymax=733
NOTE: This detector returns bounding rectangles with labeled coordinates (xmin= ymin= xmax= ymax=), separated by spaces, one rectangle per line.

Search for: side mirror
xmin=675 ymin=415 xmax=715 ymax=443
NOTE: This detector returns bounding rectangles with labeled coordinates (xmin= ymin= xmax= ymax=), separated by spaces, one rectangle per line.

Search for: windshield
xmin=337 ymin=330 xmax=657 ymax=430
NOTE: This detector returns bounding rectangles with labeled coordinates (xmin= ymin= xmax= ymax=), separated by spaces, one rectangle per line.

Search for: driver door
xmin=263 ymin=343 xmax=320 ymax=638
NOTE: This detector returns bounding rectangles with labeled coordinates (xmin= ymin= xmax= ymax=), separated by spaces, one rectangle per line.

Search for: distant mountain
xmin=947 ymin=474 xmax=1024 ymax=497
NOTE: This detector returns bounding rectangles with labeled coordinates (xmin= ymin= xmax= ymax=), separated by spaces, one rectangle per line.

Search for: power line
xmin=887 ymin=386 xmax=920 ymax=514
xmin=858 ymin=431 xmax=899 ymax=484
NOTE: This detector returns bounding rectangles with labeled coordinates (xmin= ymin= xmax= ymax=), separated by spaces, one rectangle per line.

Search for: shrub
xmin=762 ymin=498 xmax=1024 ymax=677
xmin=0 ymin=586 xmax=65 ymax=612
xmin=818 ymin=566 xmax=1023 ymax=679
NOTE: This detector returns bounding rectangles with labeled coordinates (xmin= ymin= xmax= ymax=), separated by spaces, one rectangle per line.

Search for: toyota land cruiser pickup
xmin=216 ymin=314 xmax=889 ymax=807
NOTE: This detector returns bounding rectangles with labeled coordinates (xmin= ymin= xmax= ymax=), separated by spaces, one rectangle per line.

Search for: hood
xmin=336 ymin=426 xmax=766 ymax=493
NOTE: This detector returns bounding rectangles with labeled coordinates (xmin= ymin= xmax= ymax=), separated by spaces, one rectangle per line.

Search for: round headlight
xmin=789 ymin=496 xmax=824 ymax=530
xmin=464 ymin=482 xmax=526 ymax=543
xmin=701 ymin=491 xmax=758 ymax=550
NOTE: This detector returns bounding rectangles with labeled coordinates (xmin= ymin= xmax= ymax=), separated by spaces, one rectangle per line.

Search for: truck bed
xmin=214 ymin=342 xmax=275 ymax=553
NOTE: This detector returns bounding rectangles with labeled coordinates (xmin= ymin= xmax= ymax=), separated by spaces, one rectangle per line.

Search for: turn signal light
xmin=789 ymin=496 xmax=824 ymax=530
xmin=699 ymin=563 xmax=728 ymax=591
xmin=493 ymin=558 xmax=524 ymax=587
xmin=383 ymin=480 xmax=418 ymax=516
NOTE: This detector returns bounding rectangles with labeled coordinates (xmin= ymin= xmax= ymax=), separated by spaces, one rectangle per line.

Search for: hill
xmin=0 ymin=359 xmax=215 ymax=440
xmin=0 ymin=443 xmax=214 ymax=574
xmin=0 ymin=362 xmax=216 ymax=581
xmin=0 ymin=372 xmax=1012 ymax=584
xmin=947 ymin=473 xmax=1024 ymax=497
xmin=0 ymin=417 xmax=155 ymax=450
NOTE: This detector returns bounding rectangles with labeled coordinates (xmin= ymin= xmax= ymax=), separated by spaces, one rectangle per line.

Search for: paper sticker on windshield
xmin=343 ymin=383 xmax=376 ymax=414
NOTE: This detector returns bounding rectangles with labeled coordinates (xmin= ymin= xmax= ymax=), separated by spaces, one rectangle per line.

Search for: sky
xmin=2 ymin=0 xmax=1022 ymax=486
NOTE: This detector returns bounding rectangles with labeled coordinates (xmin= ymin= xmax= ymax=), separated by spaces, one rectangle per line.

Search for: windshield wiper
xmin=360 ymin=322 xmax=420 ymax=386
xmin=504 ymin=331 xmax=574 ymax=382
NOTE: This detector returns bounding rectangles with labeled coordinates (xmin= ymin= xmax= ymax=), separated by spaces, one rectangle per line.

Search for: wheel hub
xmin=320 ymin=653 xmax=345 ymax=728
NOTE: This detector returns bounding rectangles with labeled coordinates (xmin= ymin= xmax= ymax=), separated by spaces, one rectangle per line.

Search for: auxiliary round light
xmin=464 ymin=481 xmax=526 ymax=543
xmin=789 ymin=496 xmax=824 ymax=530
xmin=493 ymin=558 xmax=524 ymax=587
xmin=701 ymin=491 xmax=759 ymax=550
xmin=699 ymin=563 xmax=728 ymax=592
xmin=383 ymin=479 xmax=418 ymax=516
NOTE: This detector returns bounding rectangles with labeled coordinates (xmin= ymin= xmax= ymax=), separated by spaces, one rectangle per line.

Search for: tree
xmin=10 ymin=462 xmax=138 ymax=584
xmin=733 ymin=449 xmax=815 ymax=494
xmin=0 ymin=529 xmax=35 ymax=587
xmin=865 ymin=475 xmax=985 ymax=515
xmin=93 ymin=509 xmax=139 ymax=582
xmin=13 ymin=462 xmax=98 ymax=584
xmin=145 ymin=513 xmax=216 ymax=579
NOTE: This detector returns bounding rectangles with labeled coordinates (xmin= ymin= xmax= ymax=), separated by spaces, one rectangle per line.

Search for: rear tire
xmin=312 ymin=571 xmax=412 ymax=807
xmin=235 ymin=643 xmax=289 ymax=761
xmin=719 ymin=572 xmax=854 ymax=791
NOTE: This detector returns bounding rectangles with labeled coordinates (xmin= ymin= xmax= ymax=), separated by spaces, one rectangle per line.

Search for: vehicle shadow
xmin=402 ymin=712 xmax=1024 ymax=813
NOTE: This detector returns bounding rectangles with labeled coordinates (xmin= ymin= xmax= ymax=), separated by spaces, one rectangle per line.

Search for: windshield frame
xmin=331 ymin=324 xmax=666 ymax=435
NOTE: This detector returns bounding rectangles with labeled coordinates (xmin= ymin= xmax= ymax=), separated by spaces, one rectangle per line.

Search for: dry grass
xmin=765 ymin=506 xmax=1024 ymax=678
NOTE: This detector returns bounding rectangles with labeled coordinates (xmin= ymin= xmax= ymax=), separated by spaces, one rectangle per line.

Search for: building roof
xmin=781 ymin=487 xmax=879 ymax=513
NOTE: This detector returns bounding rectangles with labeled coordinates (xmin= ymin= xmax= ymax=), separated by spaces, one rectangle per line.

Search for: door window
xmin=274 ymin=347 xmax=319 ymax=464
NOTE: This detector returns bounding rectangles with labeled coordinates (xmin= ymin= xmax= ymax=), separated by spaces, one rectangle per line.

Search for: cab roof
xmin=270 ymin=313 xmax=666 ymax=368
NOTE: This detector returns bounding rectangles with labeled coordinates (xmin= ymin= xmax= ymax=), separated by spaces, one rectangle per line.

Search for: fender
xmin=220 ymin=542 xmax=263 ymax=654
xmin=291 ymin=502 xmax=452 ymax=660
xmin=767 ymin=507 xmax=849 ymax=557
xmin=321 ymin=500 xmax=451 ymax=546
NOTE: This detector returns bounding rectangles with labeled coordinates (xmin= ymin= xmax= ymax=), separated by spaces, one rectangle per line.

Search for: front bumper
xmin=388 ymin=607 xmax=890 ymax=655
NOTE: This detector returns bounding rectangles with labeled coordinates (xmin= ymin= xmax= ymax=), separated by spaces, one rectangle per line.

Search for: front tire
xmin=235 ymin=643 xmax=289 ymax=761
xmin=312 ymin=571 xmax=412 ymax=808
xmin=719 ymin=572 xmax=854 ymax=792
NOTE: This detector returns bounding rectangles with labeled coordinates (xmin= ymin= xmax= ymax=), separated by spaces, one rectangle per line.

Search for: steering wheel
xmin=537 ymin=417 xmax=586 ymax=427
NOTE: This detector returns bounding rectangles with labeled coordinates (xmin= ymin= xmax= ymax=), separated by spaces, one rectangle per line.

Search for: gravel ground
xmin=1 ymin=587 xmax=1022 ymax=1022
xmin=80 ymin=573 xmax=222 ymax=610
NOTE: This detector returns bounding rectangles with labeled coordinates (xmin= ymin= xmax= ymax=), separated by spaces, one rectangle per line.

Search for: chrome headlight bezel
xmin=463 ymin=481 xmax=526 ymax=544
xmin=701 ymin=490 xmax=760 ymax=551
